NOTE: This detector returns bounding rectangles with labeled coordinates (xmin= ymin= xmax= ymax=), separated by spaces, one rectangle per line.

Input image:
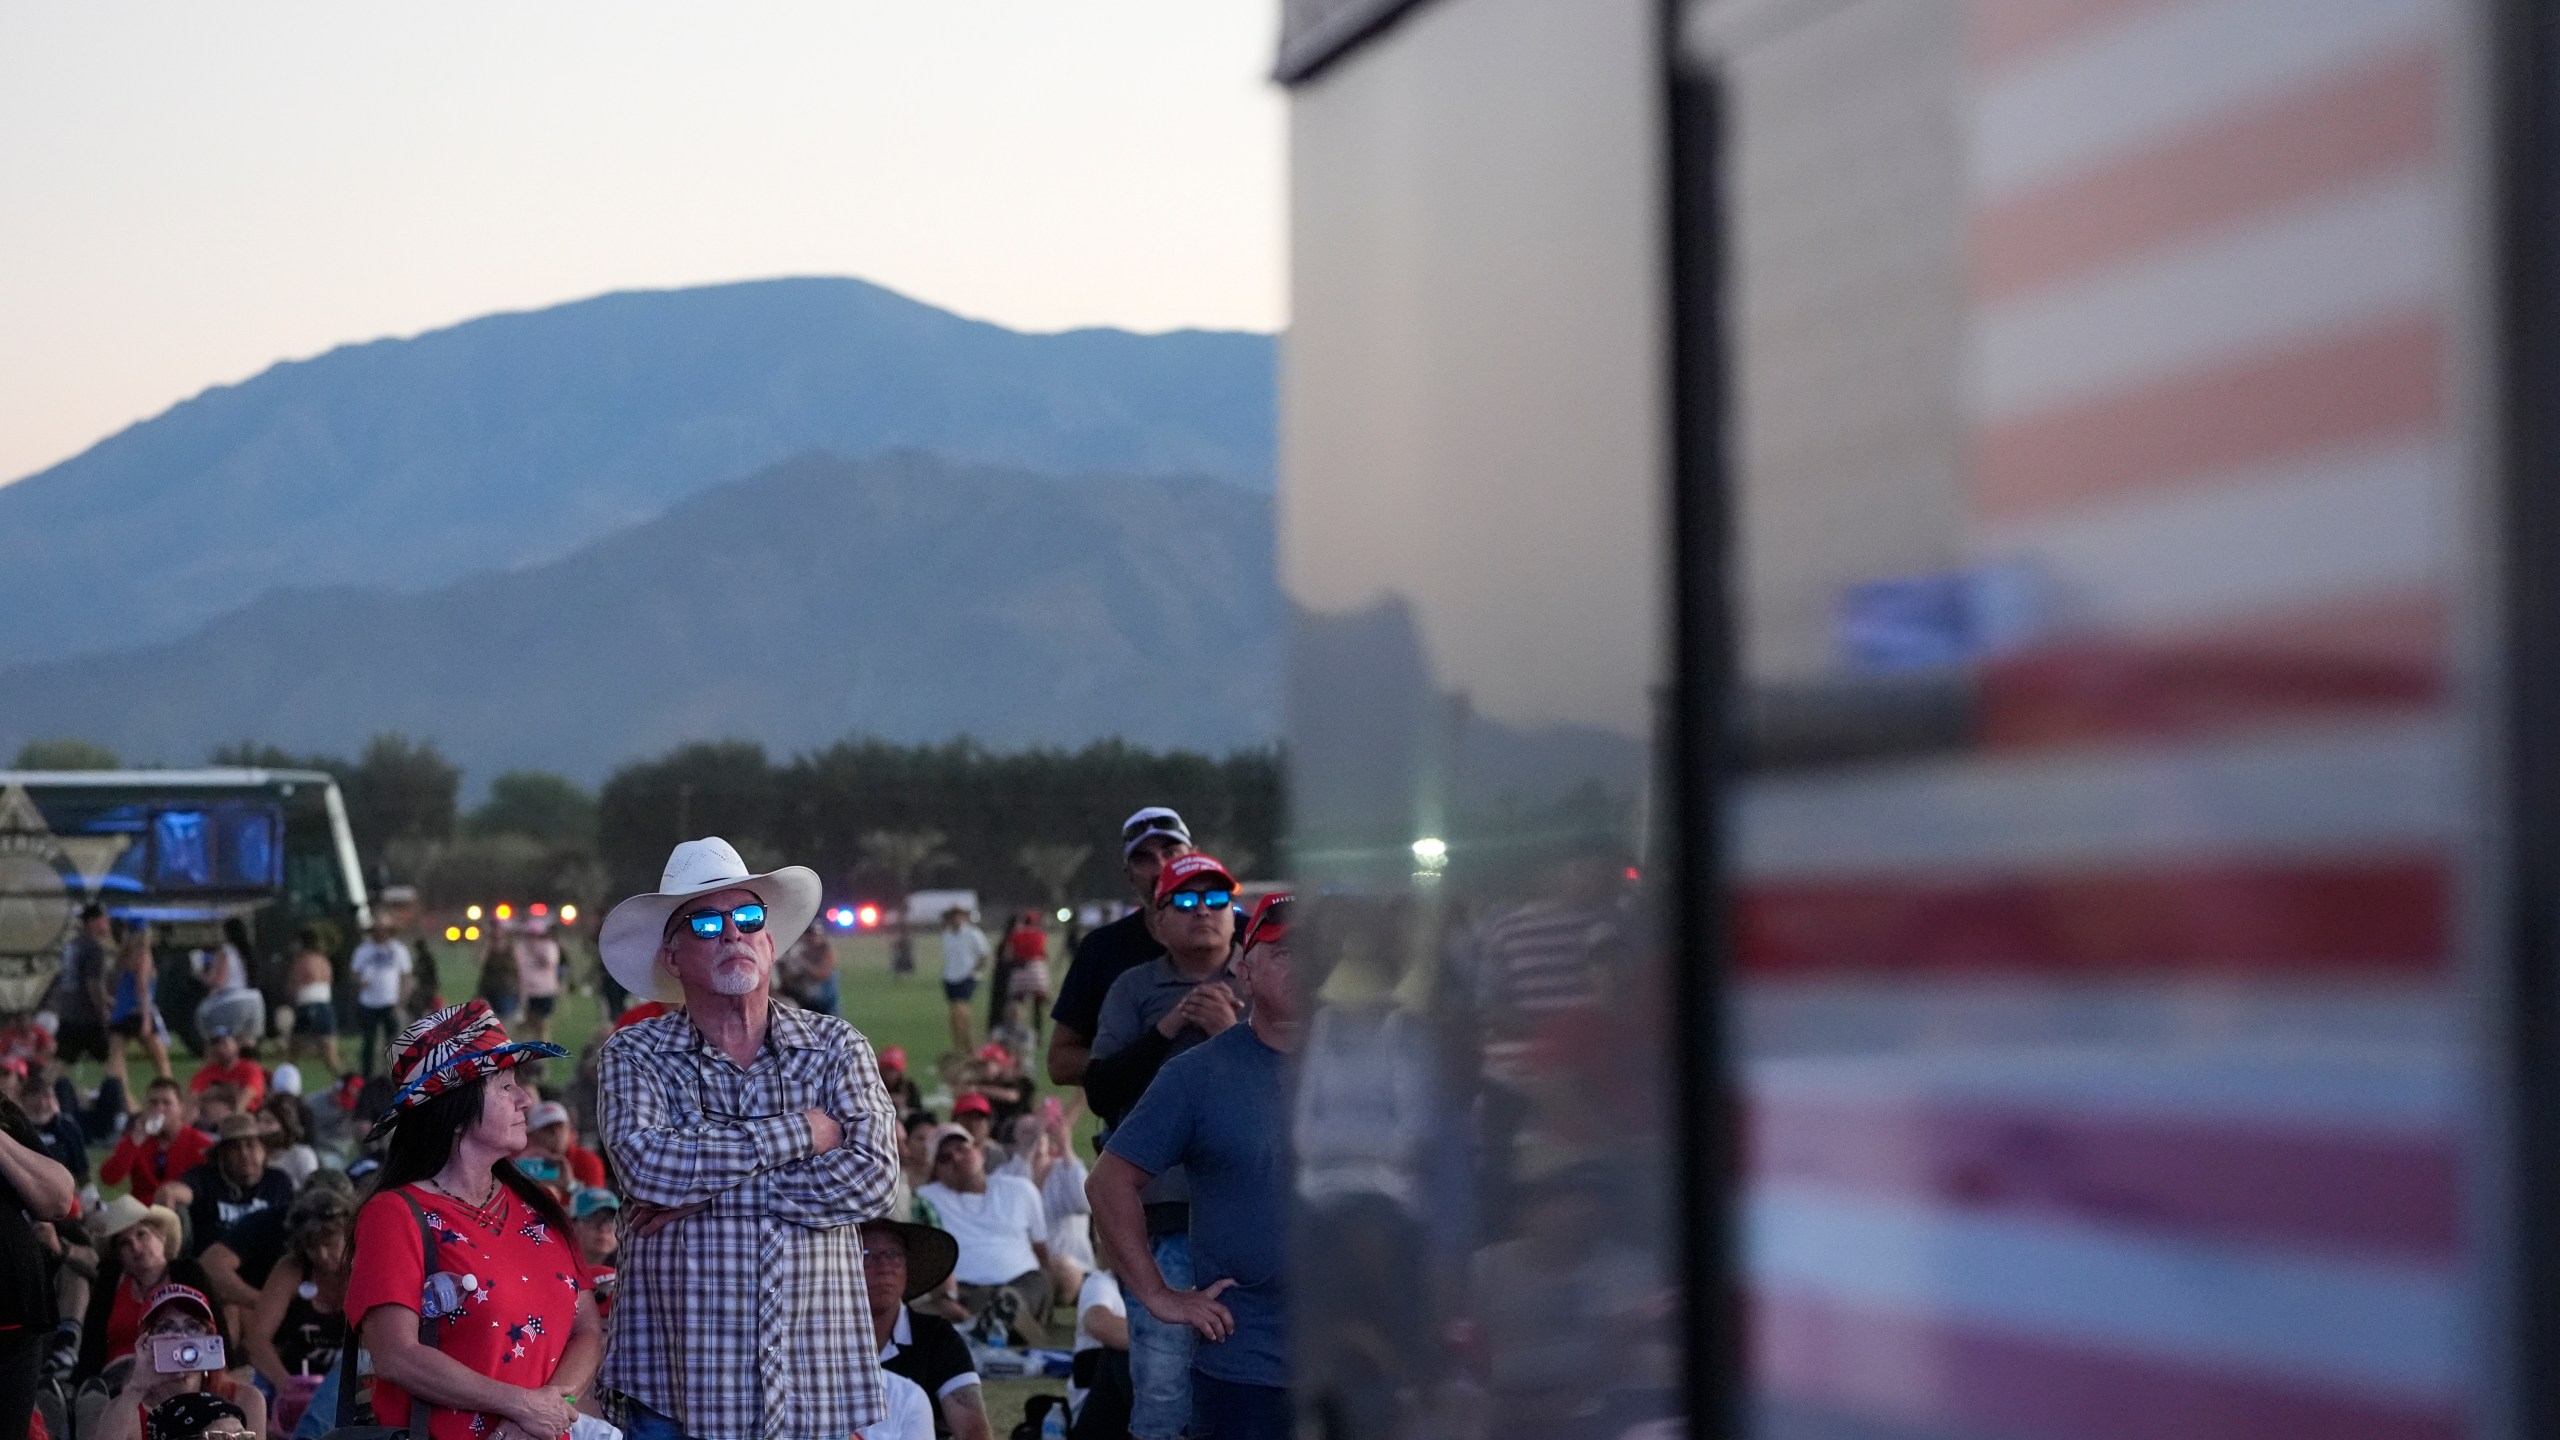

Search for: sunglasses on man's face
xmin=678 ymin=903 xmax=767 ymax=939
xmin=1163 ymin=889 xmax=1233 ymax=913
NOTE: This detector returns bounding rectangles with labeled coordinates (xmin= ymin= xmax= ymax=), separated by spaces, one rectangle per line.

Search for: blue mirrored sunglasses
xmin=680 ymin=902 xmax=767 ymax=938
xmin=1164 ymin=889 xmax=1233 ymax=913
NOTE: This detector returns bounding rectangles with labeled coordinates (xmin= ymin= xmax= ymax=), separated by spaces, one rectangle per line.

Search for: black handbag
xmin=318 ymin=1191 xmax=443 ymax=1440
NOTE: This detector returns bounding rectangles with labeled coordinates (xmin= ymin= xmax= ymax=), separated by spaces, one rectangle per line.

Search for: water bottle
xmin=421 ymin=1271 xmax=480 ymax=1319
xmin=1039 ymin=1402 xmax=1067 ymax=1440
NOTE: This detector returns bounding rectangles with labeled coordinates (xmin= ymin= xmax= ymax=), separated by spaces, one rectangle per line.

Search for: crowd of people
xmin=0 ymin=797 xmax=1304 ymax=1440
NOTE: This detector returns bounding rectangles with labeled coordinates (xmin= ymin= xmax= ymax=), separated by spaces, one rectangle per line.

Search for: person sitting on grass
xmin=571 ymin=1188 xmax=620 ymax=1321
xmin=245 ymin=1185 xmax=351 ymax=1434
xmin=176 ymin=1115 xmax=293 ymax=1270
xmin=863 ymin=1216 xmax=993 ymax=1440
xmin=85 ymin=1283 xmax=266 ymax=1440
xmin=917 ymin=1125 xmax=1053 ymax=1347
xmin=102 ymin=1080 xmax=212 ymax=1208
xmin=75 ymin=1198 xmax=210 ymax=1381
xmin=514 ymin=1100 xmax=607 ymax=1198
xmin=188 ymin=1030 xmax=266 ymax=1113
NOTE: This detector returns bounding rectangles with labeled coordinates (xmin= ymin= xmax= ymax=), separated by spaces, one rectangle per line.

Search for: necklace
xmin=424 ymin=1170 xmax=505 ymax=1228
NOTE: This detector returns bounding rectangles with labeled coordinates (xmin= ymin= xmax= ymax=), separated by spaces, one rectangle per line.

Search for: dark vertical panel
xmin=1664 ymin=4 xmax=1742 ymax=1437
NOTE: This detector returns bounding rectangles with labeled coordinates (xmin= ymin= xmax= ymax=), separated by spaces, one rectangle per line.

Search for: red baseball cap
xmin=952 ymin=1091 xmax=993 ymax=1118
xmin=1241 ymin=892 xmax=1292 ymax=953
xmin=1152 ymin=853 xmax=1238 ymax=905
xmin=878 ymin=1045 xmax=907 ymax=1071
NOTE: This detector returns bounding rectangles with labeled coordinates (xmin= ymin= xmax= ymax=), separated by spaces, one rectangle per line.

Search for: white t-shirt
xmin=939 ymin=925 xmax=990 ymax=985
xmin=516 ymin=935 xmax=563 ymax=998
xmin=855 ymin=1368 xmax=934 ymax=1440
xmin=1069 ymin=1271 xmax=1126 ymax=1421
xmin=201 ymin=942 xmax=251 ymax=992
xmin=917 ymin=1175 xmax=1046 ymax=1285
xmin=350 ymin=940 xmax=413 ymax=1009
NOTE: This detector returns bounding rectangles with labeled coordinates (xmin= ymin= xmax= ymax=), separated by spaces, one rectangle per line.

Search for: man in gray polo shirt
xmin=1084 ymin=852 xmax=1242 ymax=1440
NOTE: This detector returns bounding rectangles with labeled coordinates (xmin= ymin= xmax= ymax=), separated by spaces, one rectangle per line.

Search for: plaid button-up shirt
xmin=597 ymin=1003 xmax=904 ymax=1440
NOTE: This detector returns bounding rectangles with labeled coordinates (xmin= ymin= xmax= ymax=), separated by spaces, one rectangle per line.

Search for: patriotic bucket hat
xmin=369 ymin=1000 xmax=566 ymax=1140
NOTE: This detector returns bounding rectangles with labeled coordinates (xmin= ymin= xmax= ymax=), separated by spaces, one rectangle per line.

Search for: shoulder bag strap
xmin=332 ymin=1189 xmax=445 ymax=1436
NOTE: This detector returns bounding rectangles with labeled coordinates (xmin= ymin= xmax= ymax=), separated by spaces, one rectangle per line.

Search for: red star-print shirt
xmin=346 ymin=1182 xmax=591 ymax=1440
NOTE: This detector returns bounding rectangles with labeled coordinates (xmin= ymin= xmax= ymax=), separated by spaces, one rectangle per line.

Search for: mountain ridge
xmin=0 ymin=449 xmax=1281 ymax=783
xmin=0 ymin=276 xmax=1275 ymax=669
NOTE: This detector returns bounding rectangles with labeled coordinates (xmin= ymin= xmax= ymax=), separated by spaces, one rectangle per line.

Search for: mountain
xmin=0 ymin=277 xmax=1275 ymax=669
xmin=0 ymin=451 xmax=1279 ymax=781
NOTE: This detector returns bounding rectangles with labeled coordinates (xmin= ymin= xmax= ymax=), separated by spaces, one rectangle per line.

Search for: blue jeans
xmin=1128 ymin=1231 xmax=1196 ymax=1439
xmin=621 ymin=1401 xmax=709 ymax=1440
xmin=1191 ymin=1372 xmax=1291 ymax=1440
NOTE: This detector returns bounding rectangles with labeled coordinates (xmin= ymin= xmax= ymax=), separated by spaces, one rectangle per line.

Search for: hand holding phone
xmin=148 ymin=1333 xmax=225 ymax=1374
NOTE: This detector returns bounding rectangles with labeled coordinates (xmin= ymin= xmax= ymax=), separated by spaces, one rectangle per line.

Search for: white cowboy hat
xmin=598 ymin=837 xmax=822 ymax=1002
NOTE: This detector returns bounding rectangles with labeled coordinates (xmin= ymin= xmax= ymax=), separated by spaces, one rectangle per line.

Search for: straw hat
xmin=89 ymin=1194 xmax=183 ymax=1252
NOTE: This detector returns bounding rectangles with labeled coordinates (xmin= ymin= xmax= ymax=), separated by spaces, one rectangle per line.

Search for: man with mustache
xmin=595 ymin=838 xmax=905 ymax=1440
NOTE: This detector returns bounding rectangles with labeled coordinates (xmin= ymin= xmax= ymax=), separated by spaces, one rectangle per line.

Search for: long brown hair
xmin=365 ymin=1076 xmax=572 ymax=1238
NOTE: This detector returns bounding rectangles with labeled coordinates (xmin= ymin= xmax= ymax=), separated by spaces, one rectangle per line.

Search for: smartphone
xmin=148 ymin=1333 xmax=225 ymax=1374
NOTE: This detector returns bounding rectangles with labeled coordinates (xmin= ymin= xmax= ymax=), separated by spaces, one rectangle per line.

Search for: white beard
xmin=709 ymin=955 xmax=764 ymax=996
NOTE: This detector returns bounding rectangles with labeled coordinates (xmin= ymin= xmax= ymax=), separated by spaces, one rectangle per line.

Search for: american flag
xmin=1733 ymin=0 xmax=2470 ymax=1435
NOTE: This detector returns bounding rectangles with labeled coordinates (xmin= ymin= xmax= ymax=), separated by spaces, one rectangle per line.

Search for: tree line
xmin=11 ymin=733 xmax=1281 ymax=914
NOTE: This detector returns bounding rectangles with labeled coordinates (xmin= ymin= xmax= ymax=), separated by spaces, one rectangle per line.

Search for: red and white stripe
xmin=1738 ymin=0 xmax=2475 ymax=1434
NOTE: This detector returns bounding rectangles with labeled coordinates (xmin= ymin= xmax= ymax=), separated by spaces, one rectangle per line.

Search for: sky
xmin=0 ymin=2 xmax=1286 ymax=486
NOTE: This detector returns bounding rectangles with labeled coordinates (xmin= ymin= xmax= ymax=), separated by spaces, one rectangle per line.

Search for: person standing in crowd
xmin=514 ymin=916 xmax=564 ymax=1044
xmin=343 ymin=1001 xmax=594 ymax=1440
xmin=51 ymin=904 xmax=115 ymax=1075
xmin=347 ymin=920 xmax=410 ymax=1077
xmin=284 ymin=931 xmax=342 ymax=1074
xmin=175 ymin=1115 xmax=292 ymax=1266
xmin=245 ymin=1186 xmax=352 ymax=1434
xmin=1047 ymin=807 xmax=1192 ymax=1088
xmin=1002 ymin=912 xmax=1051 ymax=1045
xmin=781 ymin=916 xmax=840 ymax=1017
xmin=1091 ymin=892 xmax=1299 ymax=1440
xmin=0 ymin=1087 xmax=75 ymax=1440
xmin=85 ymin=1283 xmax=266 ymax=1440
xmin=102 ymin=1080 xmax=212 ymax=1208
xmin=188 ymin=1029 xmax=266 ymax=1111
xmin=1080 ymin=852 xmax=1242 ymax=1440
xmin=938 ymin=907 xmax=990 ymax=1055
xmin=108 ymin=926 xmax=174 ymax=1087
xmin=474 ymin=928 xmax=521 ymax=1022
xmin=862 ymin=1217 xmax=994 ymax=1440
xmin=193 ymin=919 xmax=265 ymax=1052
xmin=917 ymin=1124 xmax=1053 ymax=1345
xmin=595 ymin=837 xmax=904 ymax=1440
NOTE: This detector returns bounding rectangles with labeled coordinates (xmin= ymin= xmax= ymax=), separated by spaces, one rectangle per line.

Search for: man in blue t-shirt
xmin=1091 ymin=894 xmax=1296 ymax=1440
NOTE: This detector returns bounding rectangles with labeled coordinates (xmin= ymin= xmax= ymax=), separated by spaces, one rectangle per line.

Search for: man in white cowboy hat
xmin=595 ymin=836 xmax=904 ymax=1440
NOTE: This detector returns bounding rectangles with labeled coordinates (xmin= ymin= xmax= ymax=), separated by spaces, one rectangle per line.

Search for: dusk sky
xmin=0 ymin=2 xmax=1285 ymax=485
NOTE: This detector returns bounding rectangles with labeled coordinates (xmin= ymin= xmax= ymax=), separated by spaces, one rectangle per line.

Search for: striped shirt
xmin=598 ymin=1003 xmax=903 ymax=1440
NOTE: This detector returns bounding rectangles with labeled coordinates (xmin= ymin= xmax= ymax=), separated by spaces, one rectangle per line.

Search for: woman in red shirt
xmin=341 ymin=1002 xmax=596 ymax=1440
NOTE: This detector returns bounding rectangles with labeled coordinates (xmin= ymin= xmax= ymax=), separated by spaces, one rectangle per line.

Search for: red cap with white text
xmin=1152 ymin=852 xmax=1238 ymax=905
